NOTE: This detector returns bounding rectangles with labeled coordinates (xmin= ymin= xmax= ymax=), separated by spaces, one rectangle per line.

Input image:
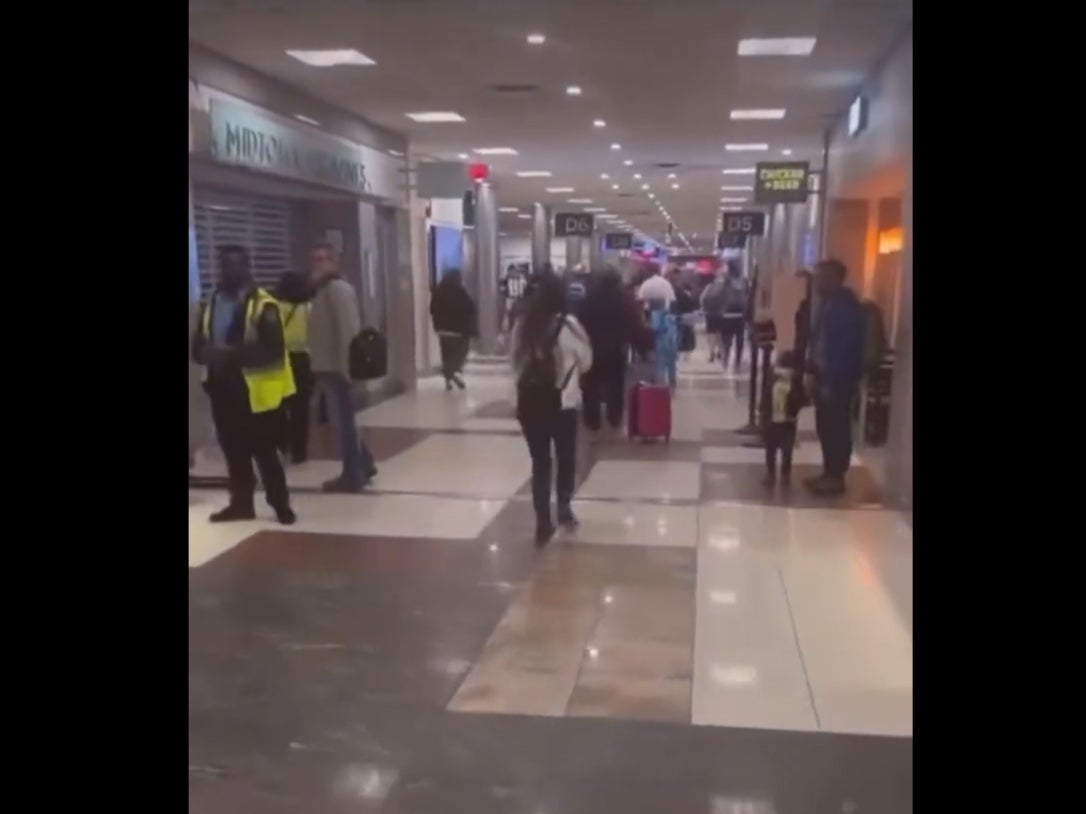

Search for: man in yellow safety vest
xmin=192 ymin=245 xmax=297 ymax=525
xmin=275 ymin=270 xmax=313 ymax=464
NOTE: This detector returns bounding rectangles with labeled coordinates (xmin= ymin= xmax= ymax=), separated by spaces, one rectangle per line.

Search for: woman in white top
xmin=511 ymin=273 xmax=593 ymax=547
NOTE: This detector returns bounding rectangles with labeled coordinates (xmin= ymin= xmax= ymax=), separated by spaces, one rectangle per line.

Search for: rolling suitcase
xmin=627 ymin=382 xmax=671 ymax=443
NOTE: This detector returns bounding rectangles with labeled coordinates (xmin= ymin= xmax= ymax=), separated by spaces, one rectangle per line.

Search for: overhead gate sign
xmin=555 ymin=212 xmax=595 ymax=237
xmin=754 ymin=161 xmax=810 ymax=205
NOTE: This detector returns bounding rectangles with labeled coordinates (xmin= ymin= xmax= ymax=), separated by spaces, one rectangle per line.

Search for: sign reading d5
xmin=719 ymin=210 xmax=766 ymax=237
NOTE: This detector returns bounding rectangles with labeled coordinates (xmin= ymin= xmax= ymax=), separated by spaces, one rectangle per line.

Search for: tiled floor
xmin=190 ymin=352 xmax=912 ymax=811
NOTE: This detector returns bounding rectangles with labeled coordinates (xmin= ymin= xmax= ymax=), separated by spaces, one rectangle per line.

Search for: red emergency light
xmin=467 ymin=162 xmax=490 ymax=182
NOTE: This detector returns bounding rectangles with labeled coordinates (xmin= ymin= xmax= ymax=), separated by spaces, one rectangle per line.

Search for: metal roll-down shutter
xmin=193 ymin=190 xmax=292 ymax=299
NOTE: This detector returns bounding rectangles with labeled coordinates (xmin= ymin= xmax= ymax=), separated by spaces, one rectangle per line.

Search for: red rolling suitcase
xmin=627 ymin=382 xmax=671 ymax=443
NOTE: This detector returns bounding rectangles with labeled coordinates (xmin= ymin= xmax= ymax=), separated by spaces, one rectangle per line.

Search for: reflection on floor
xmin=189 ymin=354 xmax=912 ymax=812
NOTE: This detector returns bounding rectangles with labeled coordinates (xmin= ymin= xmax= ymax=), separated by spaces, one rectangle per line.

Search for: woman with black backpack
xmin=511 ymin=273 xmax=593 ymax=547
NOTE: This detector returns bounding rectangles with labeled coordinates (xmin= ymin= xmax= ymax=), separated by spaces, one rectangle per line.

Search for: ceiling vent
xmin=655 ymin=162 xmax=681 ymax=169
xmin=488 ymin=83 xmax=542 ymax=94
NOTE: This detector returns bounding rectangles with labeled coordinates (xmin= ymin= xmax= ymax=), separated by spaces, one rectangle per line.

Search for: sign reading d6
xmin=555 ymin=212 xmax=595 ymax=237
xmin=720 ymin=210 xmax=766 ymax=236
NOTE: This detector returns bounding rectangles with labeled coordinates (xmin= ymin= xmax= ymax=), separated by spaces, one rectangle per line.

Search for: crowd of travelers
xmin=193 ymin=245 xmax=872 ymax=542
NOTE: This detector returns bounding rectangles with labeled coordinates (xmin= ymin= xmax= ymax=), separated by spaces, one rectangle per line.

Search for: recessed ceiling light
xmin=458 ymin=153 xmax=469 ymax=160
xmin=737 ymin=37 xmax=817 ymax=57
xmin=611 ymin=184 xmax=620 ymax=190
xmin=294 ymin=114 xmax=321 ymax=126
xmin=610 ymin=143 xmax=622 ymax=151
xmin=667 ymin=173 xmax=676 ymax=179
xmin=722 ymin=167 xmax=756 ymax=175
xmin=781 ymin=148 xmax=794 ymax=156
xmin=648 ymin=193 xmax=655 ymax=199
xmin=473 ymin=147 xmax=518 ymax=155
xmin=515 ymin=170 xmax=552 ymax=177
xmin=633 ymin=173 xmax=642 ymax=179
xmin=623 ymin=159 xmax=633 ymax=166
xmin=406 ymin=111 xmax=466 ymax=122
xmin=600 ymin=173 xmax=610 ymax=179
xmin=729 ymin=109 xmax=787 ymax=120
xmin=566 ymin=85 xmax=582 ymax=96
xmin=593 ymin=119 xmax=606 ymax=128
xmin=545 ymin=187 xmax=574 ymax=193
xmin=584 ymin=207 xmax=607 ymax=213
xmin=721 ymin=185 xmax=754 ymax=191
xmin=721 ymin=197 xmax=748 ymax=203
xmin=388 ymin=149 xmax=404 ymax=157
xmin=671 ymin=183 xmax=680 ymax=189
xmin=286 ymin=48 xmax=376 ymax=67
xmin=568 ymin=198 xmax=593 ymax=203
xmin=641 ymin=184 xmax=650 ymax=190
xmin=725 ymin=143 xmax=769 ymax=151
xmin=516 ymin=214 xmax=532 ymax=219
xmin=527 ymin=33 xmax=546 ymax=45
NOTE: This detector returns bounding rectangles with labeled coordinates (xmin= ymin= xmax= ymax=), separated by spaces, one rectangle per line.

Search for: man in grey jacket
xmin=307 ymin=242 xmax=377 ymax=492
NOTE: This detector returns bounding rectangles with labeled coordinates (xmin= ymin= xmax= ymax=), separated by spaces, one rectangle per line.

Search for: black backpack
xmin=349 ymin=327 xmax=388 ymax=381
xmin=516 ymin=315 xmax=574 ymax=421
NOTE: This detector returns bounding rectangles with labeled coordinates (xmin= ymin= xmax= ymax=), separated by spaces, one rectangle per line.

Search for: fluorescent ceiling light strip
xmin=406 ymin=111 xmax=466 ymax=122
xmin=294 ymin=114 xmax=320 ymax=126
xmin=499 ymin=207 xmax=519 ymax=213
xmin=723 ymin=167 xmax=756 ymax=174
xmin=568 ymin=198 xmax=593 ymax=203
xmin=515 ymin=170 xmax=552 ymax=177
xmin=473 ymin=147 xmax=518 ymax=155
xmin=546 ymin=187 xmax=574 ymax=193
xmin=725 ymin=143 xmax=768 ymax=151
xmin=737 ymin=37 xmax=816 ymax=57
xmin=286 ymin=49 xmax=375 ymax=66
xmin=583 ymin=207 xmax=607 ymax=213
xmin=721 ymin=185 xmax=753 ymax=191
xmin=729 ymin=109 xmax=786 ymax=120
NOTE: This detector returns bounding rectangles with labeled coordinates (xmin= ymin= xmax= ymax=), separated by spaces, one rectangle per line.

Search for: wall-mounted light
xmin=878 ymin=226 xmax=903 ymax=255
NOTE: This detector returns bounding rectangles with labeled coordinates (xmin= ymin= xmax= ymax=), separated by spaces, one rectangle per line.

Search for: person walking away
xmin=636 ymin=264 xmax=676 ymax=308
xmin=807 ymin=258 xmax=866 ymax=496
xmin=430 ymin=269 xmax=477 ymax=390
xmin=512 ymin=274 xmax=593 ymax=547
xmin=700 ymin=272 xmax=728 ymax=362
xmin=579 ymin=268 xmax=638 ymax=434
xmin=192 ymin=245 xmax=296 ymax=525
xmin=275 ymin=270 xmax=313 ymax=463
xmin=307 ymin=242 xmax=378 ymax=493
xmin=719 ymin=262 xmax=750 ymax=370
xmin=763 ymin=350 xmax=804 ymax=488
xmin=648 ymin=300 xmax=680 ymax=392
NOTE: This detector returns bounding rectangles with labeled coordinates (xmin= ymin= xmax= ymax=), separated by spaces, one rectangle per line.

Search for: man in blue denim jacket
xmin=807 ymin=259 xmax=866 ymax=496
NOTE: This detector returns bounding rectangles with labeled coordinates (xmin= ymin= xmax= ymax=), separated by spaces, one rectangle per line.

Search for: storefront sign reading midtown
xmin=209 ymin=99 xmax=370 ymax=194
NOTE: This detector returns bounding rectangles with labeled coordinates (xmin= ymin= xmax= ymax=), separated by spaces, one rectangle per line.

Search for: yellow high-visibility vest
xmin=282 ymin=302 xmax=309 ymax=353
xmin=200 ymin=287 xmax=297 ymax=414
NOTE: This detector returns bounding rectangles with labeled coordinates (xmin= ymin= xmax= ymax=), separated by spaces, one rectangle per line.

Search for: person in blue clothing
xmin=648 ymin=300 xmax=679 ymax=392
xmin=806 ymin=258 xmax=866 ymax=496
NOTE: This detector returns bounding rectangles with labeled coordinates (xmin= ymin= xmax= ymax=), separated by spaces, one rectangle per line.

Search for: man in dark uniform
xmin=192 ymin=245 xmax=297 ymax=525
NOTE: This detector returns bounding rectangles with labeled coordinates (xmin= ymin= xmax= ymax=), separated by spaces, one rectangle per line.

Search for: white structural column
xmin=885 ymin=153 xmax=913 ymax=509
xmin=565 ymin=235 xmax=584 ymax=269
xmin=530 ymin=202 xmax=551 ymax=270
xmin=474 ymin=180 xmax=500 ymax=354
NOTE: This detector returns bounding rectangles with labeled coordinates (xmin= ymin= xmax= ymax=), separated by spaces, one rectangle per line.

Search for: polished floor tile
xmin=281 ymin=493 xmax=507 ymax=540
xmin=700 ymin=444 xmax=860 ymax=467
xmin=565 ymin=500 xmax=698 ymax=548
xmin=577 ymin=460 xmax=703 ymax=501
xmin=370 ymin=433 xmax=529 ymax=497
xmin=567 ymin=675 xmax=692 ymax=723
xmin=701 ymin=462 xmax=883 ymax=508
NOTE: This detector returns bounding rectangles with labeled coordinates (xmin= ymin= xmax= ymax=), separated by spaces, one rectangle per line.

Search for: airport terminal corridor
xmin=189 ymin=358 xmax=912 ymax=813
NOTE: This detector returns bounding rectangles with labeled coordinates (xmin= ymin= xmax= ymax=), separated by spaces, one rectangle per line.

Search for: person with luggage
xmin=763 ymin=350 xmax=804 ymax=488
xmin=307 ymin=241 xmax=378 ymax=493
xmin=807 ymin=258 xmax=866 ymax=497
xmin=719 ymin=261 xmax=750 ymax=370
xmin=430 ymin=268 xmax=477 ymax=390
xmin=511 ymin=274 xmax=593 ymax=547
xmin=579 ymin=267 xmax=641 ymax=435
xmin=192 ymin=245 xmax=297 ymax=525
xmin=275 ymin=270 xmax=313 ymax=464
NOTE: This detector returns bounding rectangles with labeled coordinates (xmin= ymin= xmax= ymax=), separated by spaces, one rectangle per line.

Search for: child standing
xmin=648 ymin=302 xmax=679 ymax=392
xmin=764 ymin=350 xmax=804 ymax=487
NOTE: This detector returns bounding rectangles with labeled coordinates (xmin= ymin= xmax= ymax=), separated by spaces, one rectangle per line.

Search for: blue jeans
xmin=318 ymin=373 xmax=375 ymax=484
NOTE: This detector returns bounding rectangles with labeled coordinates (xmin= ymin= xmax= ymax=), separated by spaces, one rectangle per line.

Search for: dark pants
xmin=582 ymin=354 xmax=626 ymax=430
xmin=815 ymin=383 xmax=857 ymax=479
xmin=764 ymin=421 xmax=797 ymax=478
xmin=719 ymin=313 xmax=745 ymax=366
xmin=280 ymin=351 xmax=313 ymax=462
xmin=519 ymin=408 xmax=577 ymax=528
xmin=207 ymin=380 xmax=290 ymax=512
xmin=439 ymin=334 xmax=470 ymax=381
